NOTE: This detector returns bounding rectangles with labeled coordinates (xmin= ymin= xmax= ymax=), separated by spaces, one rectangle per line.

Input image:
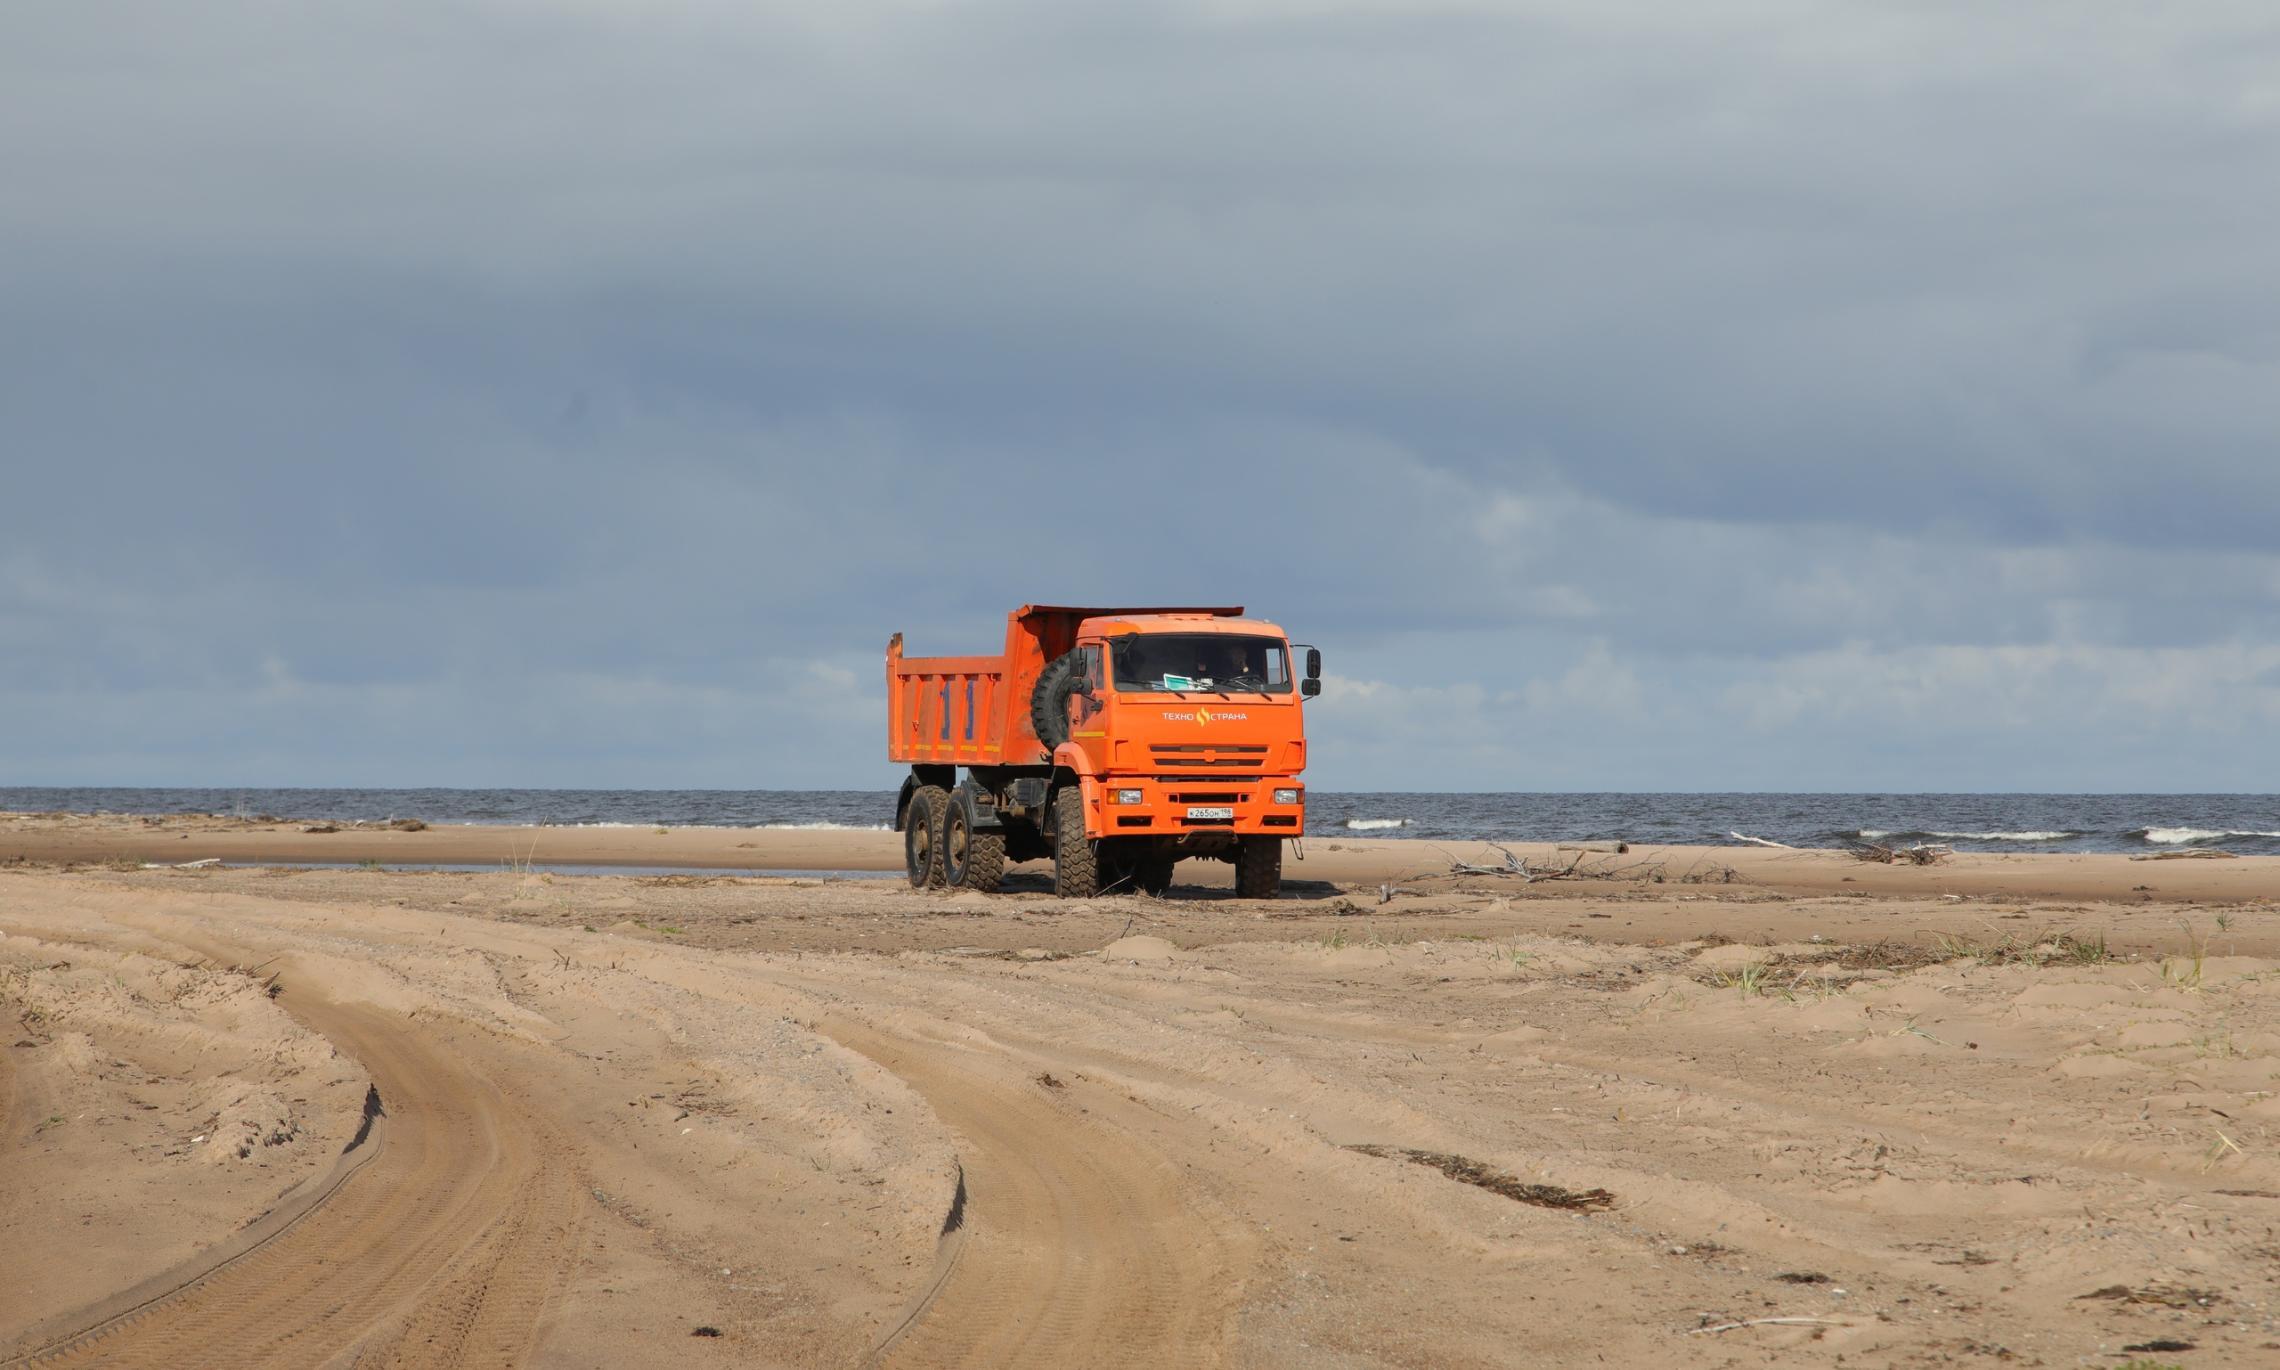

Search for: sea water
xmin=5 ymin=788 xmax=2277 ymax=855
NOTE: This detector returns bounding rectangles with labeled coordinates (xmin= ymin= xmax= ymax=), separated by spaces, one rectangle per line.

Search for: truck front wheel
xmin=904 ymin=785 xmax=948 ymax=888
xmin=1136 ymin=854 xmax=1176 ymax=896
xmin=942 ymin=798 xmax=1006 ymax=892
xmin=1052 ymin=787 xmax=1099 ymax=898
xmin=1234 ymin=836 xmax=1281 ymax=899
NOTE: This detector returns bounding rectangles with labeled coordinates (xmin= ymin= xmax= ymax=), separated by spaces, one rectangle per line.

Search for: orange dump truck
xmin=887 ymin=604 xmax=1321 ymax=897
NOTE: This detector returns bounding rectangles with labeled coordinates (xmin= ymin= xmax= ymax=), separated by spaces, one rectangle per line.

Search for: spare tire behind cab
xmin=1030 ymin=651 xmax=1083 ymax=749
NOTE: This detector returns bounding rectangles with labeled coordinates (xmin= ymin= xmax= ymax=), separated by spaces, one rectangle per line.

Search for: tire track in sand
xmin=826 ymin=1018 xmax=1252 ymax=1370
xmin=7 ymin=996 xmax=583 ymax=1370
xmin=0 ymin=1046 xmax=20 ymax=1151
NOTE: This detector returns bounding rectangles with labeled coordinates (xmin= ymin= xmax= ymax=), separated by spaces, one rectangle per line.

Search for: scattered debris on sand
xmin=1343 ymin=1145 xmax=1616 ymax=1211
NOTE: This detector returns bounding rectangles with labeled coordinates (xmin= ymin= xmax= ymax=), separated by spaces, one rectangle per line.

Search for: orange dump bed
xmin=887 ymin=605 xmax=1242 ymax=768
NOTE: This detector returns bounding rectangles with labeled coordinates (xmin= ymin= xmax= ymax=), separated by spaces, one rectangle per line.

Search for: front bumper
xmin=1095 ymin=777 xmax=1304 ymax=835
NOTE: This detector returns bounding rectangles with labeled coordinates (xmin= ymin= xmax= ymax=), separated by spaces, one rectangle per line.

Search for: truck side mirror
xmin=1293 ymin=644 xmax=1322 ymax=698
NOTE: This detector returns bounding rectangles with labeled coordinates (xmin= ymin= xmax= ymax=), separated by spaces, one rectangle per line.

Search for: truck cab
xmin=887 ymin=605 xmax=1320 ymax=898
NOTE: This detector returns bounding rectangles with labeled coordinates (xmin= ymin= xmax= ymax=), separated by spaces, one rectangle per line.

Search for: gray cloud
xmin=4 ymin=2 xmax=2277 ymax=788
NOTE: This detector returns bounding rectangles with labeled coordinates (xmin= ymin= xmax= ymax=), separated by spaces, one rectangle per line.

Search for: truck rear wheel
xmin=1234 ymin=836 xmax=1281 ymax=899
xmin=1052 ymin=787 xmax=1099 ymax=898
xmin=942 ymin=798 xmax=1006 ymax=892
xmin=904 ymin=785 xmax=948 ymax=888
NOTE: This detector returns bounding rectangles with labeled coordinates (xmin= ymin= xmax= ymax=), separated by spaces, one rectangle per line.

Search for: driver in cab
xmin=1195 ymin=643 xmax=1264 ymax=690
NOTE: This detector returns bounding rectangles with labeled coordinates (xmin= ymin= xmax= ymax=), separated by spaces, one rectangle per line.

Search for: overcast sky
xmin=4 ymin=2 xmax=2277 ymax=792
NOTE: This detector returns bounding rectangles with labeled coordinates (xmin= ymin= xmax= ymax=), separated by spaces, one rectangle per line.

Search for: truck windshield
xmin=1111 ymin=634 xmax=1290 ymax=694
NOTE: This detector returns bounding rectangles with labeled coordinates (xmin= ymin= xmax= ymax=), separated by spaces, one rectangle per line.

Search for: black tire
xmin=1096 ymin=839 xmax=1137 ymax=895
xmin=1136 ymin=855 xmax=1175 ymax=896
xmin=942 ymin=796 xmax=1006 ymax=893
xmin=1052 ymin=786 xmax=1099 ymax=898
xmin=1031 ymin=652 xmax=1082 ymax=750
xmin=1234 ymin=836 xmax=1281 ymax=899
xmin=904 ymin=784 xmax=949 ymax=888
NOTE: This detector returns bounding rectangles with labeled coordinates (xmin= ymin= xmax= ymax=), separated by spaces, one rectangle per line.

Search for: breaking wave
xmin=1343 ymin=818 xmax=1412 ymax=831
xmin=553 ymin=820 xmax=891 ymax=831
xmin=1855 ymin=829 xmax=2075 ymax=843
xmin=752 ymin=821 xmax=893 ymax=831
xmin=2135 ymin=827 xmax=2280 ymax=846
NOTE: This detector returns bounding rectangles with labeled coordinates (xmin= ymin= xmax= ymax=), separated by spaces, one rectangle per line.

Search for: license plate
xmin=1186 ymin=806 xmax=1235 ymax=820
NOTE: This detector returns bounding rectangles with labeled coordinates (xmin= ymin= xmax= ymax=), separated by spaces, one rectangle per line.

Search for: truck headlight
xmin=1114 ymin=789 xmax=1144 ymax=805
xmin=1273 ymin=788 xmax=1300 ymax=805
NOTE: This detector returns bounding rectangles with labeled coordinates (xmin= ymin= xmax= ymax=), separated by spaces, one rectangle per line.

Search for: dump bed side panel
xmin=888 ymin=606 xmax=1251 ymax=771
xmin=886 ymin=610 xmax=1074 ymax=769
xmin=886 ymin=640 xmax=1014 ymax=767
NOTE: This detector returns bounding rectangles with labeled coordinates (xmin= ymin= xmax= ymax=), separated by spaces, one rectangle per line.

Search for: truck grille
xmin=1149 ymin=744 xmax=1268 ymax=770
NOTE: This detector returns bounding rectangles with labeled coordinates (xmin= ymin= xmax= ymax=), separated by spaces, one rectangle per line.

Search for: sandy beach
xmin=13 ymin=0 xmax=2273 ymax=1365
xmin=7 ymin=808 xmax=2280 ymax=905
xmin=5 ymin=817 xmax=2279 ymax=1365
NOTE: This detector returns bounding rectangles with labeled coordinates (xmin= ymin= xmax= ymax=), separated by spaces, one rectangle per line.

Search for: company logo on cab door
xmin=1161 ymin=709 xmax=1249 ymax=725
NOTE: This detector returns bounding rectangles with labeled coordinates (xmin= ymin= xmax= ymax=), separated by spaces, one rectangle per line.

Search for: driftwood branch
xmin=1445 ymin=849 xmax=1571 ymax=880
xmin=1440 ymin=842 xmax=1531 ymax=878
xmin=1420 ymin=840 xmax=1747 ymax=887
xmin=1728 ymin=832 xmax=1794 ymax=849
xmin=1436 ymin=843 xmax=1691 ymax=885
xmin=1687 ymin=1316 xmax=1843 ymax=1336
xmin=1673 ymin=855 xmax=1742 ymax=885
xmin=1849 ymin=842 xmax=1952 ymax=866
